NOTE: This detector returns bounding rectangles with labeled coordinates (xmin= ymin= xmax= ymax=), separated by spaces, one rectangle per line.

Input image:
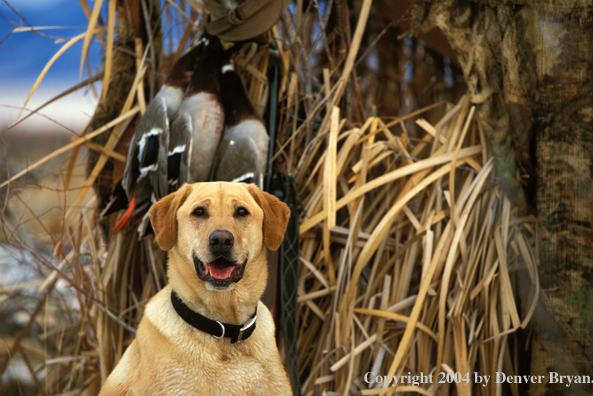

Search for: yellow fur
xmin=99 ymin=182 xmax=292 ymax=396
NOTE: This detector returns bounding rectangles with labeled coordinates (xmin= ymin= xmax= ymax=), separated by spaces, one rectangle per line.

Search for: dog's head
xmin=149 ymin=182 xmax=290 ymax=296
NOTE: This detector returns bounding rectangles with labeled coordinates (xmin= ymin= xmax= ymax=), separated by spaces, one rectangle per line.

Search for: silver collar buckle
xmin=236 ymin=313 xmax=257 ymax=343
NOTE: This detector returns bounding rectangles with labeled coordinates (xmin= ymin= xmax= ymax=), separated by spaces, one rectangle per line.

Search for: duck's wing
xmin=168 ymin=113 xmax=193 ymax=193
xmin=213 ymin=135 xmax=264 ymax=188
xmin=136 ymin=96 xmax=170 ymax=200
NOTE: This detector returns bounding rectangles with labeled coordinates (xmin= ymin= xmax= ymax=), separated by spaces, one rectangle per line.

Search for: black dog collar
xmin=171 ymin=290 xmax=257 ymax=344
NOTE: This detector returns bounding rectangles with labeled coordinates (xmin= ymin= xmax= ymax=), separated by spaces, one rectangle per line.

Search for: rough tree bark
xmin=409 ymin=1 xmax=593 ymax=395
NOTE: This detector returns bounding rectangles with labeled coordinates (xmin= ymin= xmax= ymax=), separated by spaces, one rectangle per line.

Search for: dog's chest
xmin=136 ymin=289 xmax=283 ymax=395
xmin=159 ymin=348 xmax=270 ymax=395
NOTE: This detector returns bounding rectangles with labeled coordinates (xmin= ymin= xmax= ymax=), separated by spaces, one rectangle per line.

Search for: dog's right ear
xmin=149 ymin=184 xmax=192 ymax=251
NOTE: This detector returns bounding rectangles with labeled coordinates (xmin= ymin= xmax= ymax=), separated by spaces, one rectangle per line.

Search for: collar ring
xmin=213 ymin=320 xmax=225 ymax=339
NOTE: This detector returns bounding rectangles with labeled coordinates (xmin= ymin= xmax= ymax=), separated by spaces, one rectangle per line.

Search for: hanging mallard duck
xmin=176 ymin=37 xmax=227 ymax=183
xmin=211 ymin=62 xmax=269 ymax=188
xmin=104 ymin=35 xmax=271 ymax=237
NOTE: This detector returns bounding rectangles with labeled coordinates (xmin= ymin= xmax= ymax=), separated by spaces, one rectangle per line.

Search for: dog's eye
xmin=236 ymin=207 xmax=249 ymax=217
xmin=192 ymin=207 xmax=206 ymax=217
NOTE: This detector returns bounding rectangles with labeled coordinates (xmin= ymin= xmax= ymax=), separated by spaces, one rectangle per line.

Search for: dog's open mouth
xmin=194 ymin=255 xmax=247 ymax=289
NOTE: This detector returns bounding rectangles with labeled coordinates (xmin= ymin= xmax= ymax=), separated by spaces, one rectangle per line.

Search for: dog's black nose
xmin=209 ymin=230 xmax=234 ymax=253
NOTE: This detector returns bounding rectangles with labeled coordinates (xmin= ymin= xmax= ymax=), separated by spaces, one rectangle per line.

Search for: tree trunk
xmin=534 ymin=8 xmax=593 ymax=393
xmin=410 ymin=1 xmax=593 ymax=394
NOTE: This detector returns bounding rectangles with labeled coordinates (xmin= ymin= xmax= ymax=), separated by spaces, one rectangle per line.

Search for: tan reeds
xmin=0 ymin=1 xmax=537 ymax=395
xmin=293 ymin=97 xmax=538 ymax=395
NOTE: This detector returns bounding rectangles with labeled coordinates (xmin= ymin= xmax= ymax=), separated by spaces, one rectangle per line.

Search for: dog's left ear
xmin=247 ymin=184 xmax=290 ymax=251
xmin=149 ymin=184 xmax=192 ymax=251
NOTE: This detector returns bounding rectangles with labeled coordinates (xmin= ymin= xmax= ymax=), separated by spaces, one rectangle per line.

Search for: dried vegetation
xmin=0 ymin=1 xmax=536 ymax=395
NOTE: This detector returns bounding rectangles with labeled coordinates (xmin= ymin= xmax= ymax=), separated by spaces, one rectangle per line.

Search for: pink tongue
xmin=206 ymin=264 xmax=235 ymax=280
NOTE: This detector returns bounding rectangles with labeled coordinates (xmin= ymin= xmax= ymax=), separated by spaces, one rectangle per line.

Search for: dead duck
xmin=135 ymin=38 xmax=229 ymax=238
xmin=106 ymin=37 xmax=231 ymax=234
xmin=211 ymin=63 xmax=269 ymax=188
xmin=103 ymin=41 xmax=205 ymax=230
xmin=122 ymin=40 xmax=206 ymax=199
xmin=174 ymin=36 xmax=228 ymax=183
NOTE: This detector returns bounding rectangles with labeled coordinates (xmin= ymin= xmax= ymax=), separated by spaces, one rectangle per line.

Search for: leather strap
xmin=204 ymin=0 xmax=273 ymax=36
xmin=171 ymin=290 xmax=257 ymax=344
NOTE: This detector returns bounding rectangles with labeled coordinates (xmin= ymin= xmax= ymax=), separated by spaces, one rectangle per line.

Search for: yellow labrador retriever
xmin=99 ymin=182 xmax=293 ymax=395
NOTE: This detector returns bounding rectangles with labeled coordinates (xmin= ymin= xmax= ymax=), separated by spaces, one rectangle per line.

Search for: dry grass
xmin=291 ymin=96 xmax=538 ymax=395
xmin=0 ymin=1 xmax=537 ymax=395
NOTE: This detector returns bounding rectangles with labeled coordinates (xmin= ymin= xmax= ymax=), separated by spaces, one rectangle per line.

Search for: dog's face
xmin=149 ymin=182 xmax=290 ymax=293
